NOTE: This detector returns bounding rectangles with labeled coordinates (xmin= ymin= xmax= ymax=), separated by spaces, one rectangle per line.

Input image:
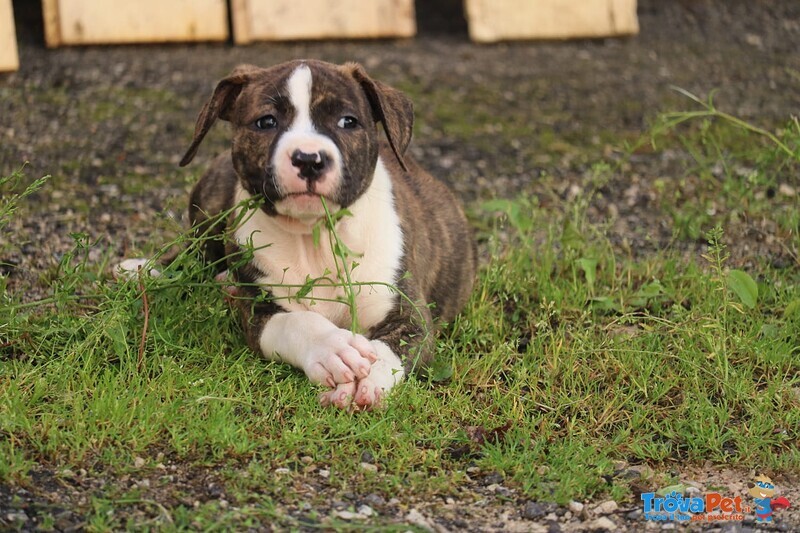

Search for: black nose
xmin=291 ymin=149 xmax=329 ymax=181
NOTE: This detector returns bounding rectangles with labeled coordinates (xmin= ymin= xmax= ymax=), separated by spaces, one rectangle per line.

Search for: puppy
xmin=121 ymin=60 xmax=476 ymax=409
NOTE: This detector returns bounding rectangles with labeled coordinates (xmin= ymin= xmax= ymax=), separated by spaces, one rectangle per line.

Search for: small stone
xmin=300 ymin=456 xmax=313 ymax=464
xmin=133 ymin=457 xmax=146 ymax=468
xmin=360 ymin=450 xmax=375 ymax=463
xmin=274 ymin=467 xmax=290 ymax=475
xmin=588 ymin=516 xmax=617 ymax=531
xmin=6 ymin=512 xmax=28 ymax=523
xmin=360 ymin=462 xmax=378 ymax=473
xmin=466 ymin=466 xmax=481 ymax=475
xmin=686 ymin=486 xmax=701 ymax=495
xmin=522 ymin=501 xmax=556 ymax=520
xmin=568 ymin=500 xmax=584 ymax=514
xmin=387 ymin=498 xmax=401 ymax=506
xmin=481 ymin=471 xmax=504 ymax=486
xmin=594 ymin=500 xmax=618 ymax=515
xmin=357 ymin=504 xmax=374 ymax=517
xmin=334 ymin=510 xmax=361 ymax=521
xmin=445 ymin=497 xmax=456 ymax=505
xmin=778 ymin=183 xmax=796 ymax=197
xmin=318 ymin=469 xmax=330 ymax=478
xmin=405 ymin=509 xmax=433 ymax=529
xmin=364 ymin=493 xmax=386 ymax=507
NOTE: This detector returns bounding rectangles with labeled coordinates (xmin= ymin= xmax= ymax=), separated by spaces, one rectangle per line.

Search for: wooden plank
xmin=0 ymin=0 xmax=19 ymax=71
xmin=232 ymin=0 xmax=415 ymax=44
xmin=42 ymin=0 xmax=229 ymax=47
xmin=465 ymin=0 xmax=639 ymax=43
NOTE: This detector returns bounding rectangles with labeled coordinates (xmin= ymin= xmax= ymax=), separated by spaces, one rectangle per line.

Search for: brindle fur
xmin=181 ymin=60 xmax=476 ymax=375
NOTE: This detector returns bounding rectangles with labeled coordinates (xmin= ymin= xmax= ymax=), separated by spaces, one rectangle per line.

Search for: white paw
xmin=115 ymin=258 xmax=161 ymax=280
xmin=319 ymin=381 xmax=357 ymax=409
xmin=303 ymin=329 xmax=377 ymax=387
xmin=319 ymin=340 xmax=405 ymax=411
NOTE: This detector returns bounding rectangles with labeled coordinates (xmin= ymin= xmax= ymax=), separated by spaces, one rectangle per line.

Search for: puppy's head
xmin=180 ymin=60 xmax=413 ymax=224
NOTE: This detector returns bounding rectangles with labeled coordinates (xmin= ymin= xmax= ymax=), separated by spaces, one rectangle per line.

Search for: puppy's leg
xmin=321 ymin=290 xmax=435 ymax=410
xmin=233 ymin=288 xmax=378 ymax=389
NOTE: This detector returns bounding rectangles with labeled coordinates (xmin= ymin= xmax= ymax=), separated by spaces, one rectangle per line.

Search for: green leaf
xmin=295 ymin=275 xmax=315 ymax=299
xmin=428 ymin=358 xmax=454 ymax=383
xmin=589 ymin=296 xmax=621 ymax=313
xmin=784 ymin=299 xmax=800 ymax=319
xmin=727 ymin=269 xmax=758 ymax=309
xmin=561 ymin=219 xmax=584 ymax=251
xmin=576 ymin=257 xmax=598 ymax=288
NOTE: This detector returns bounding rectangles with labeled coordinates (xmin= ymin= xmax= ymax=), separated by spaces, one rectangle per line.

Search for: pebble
xmin=594 ymin=500 xmax=618 ymax=514
xmin=6 ymin=512 xmax=28 ymax=523
xmin=274 ymin=467 xmax=290 ymax=475
xmin=522 ymin=501 xmax=553 ymax=520
xmin=568 ymin=501 xmax=584 ymax=514
xmin=133 ymin=456 xmax=146 ymax=468
xmin=588 ymin=516 xmax=617 ymax=531
xmin=360 ymin=462 xmax=378 ymax=473
xmin=318 ymin=469 xmax=330 ymax=478
xmin=334 ymin=510 xmax=362 ymax=521
xmin=364 ymin=493 xmax=386 ymax=507
xmin=357 ymin=504 xmax=375 ymax=517
xmin=360 ymin=450 xmax=375 ymax=463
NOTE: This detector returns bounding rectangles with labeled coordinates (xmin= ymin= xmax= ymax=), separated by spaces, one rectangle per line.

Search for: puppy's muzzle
xmin=291 ymin=149 xmax=330 ymax=182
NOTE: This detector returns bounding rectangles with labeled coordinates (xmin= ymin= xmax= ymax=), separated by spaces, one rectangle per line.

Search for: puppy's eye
xmin=255 ymin=115 xmax=278 ymax=130
xmin=337 ymin=116 xmax=359 ymax=129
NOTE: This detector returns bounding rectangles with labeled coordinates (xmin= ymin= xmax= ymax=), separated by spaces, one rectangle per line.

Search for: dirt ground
xmin=1 ymin=0 xmax=799 ymax=530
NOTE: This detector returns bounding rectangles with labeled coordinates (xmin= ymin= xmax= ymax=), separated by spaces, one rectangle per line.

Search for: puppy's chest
xmin=241 ymin=218 xmax=403 ymax=332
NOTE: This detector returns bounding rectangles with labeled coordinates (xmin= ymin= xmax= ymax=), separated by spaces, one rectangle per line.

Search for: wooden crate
xmin=231 ymin=0 xmax=415 ymax=44
xmin=0 ymin=0 xmax=19 ymax=72
xmin=465 ymin=0 xmax=639 ymax=43
xmin=42 ymin=0 xmax=229 ymax=47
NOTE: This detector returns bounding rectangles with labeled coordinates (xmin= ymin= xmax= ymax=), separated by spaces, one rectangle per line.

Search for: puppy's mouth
xmin=273 ymin=191 xmax=340 ymax=228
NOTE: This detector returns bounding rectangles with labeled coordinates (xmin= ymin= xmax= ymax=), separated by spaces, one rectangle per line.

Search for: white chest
xmin=233 ymin=159 xmax=404 ymax=332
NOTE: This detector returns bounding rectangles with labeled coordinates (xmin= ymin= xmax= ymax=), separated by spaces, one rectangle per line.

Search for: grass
xmin=1 ymin=97 xmax=799 ymax=529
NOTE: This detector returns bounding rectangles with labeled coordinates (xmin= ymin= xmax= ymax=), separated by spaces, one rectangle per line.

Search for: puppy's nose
xmin=290 ymin=149 xmax=329 ymax=181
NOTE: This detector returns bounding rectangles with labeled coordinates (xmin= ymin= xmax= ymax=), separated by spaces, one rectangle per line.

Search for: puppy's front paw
xmin=303 ymin=329 xmax=377 ymax=387
xmin=352 ymin=360 xmax=403 ymax=410
xmin=319 ymin=381 xmax=357 ymax=409
xmin=318 ymin=340 xmax=405 ymax=411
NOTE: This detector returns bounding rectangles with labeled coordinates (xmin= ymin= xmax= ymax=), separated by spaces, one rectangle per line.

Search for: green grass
xmin=1 ymin=99 xmax=799 ymax=529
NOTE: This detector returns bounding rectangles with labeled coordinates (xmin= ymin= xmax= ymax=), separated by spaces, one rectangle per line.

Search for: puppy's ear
xmin=348 ymin=63 xmax=414 ymax=172
xmin=179 ymin=65 xmax=258 ymax=167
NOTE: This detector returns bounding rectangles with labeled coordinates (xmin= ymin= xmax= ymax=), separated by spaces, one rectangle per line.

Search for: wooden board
xmin=465 ymin=0 xmax=639 ymax=43
xmin=42 ymin=0 xmax=229 ymax=47
xmin=231 ymin=0 xmax=415 ymax=44
xmin=0 ymin=0 xmax=19 ymax=72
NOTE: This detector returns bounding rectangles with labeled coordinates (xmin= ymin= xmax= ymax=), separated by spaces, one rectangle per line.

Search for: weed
xmin=1 ymin=98 xmax=799 ymax=528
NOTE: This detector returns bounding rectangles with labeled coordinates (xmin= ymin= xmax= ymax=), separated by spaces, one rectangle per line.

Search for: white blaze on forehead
xmin=286 ymin=64 xmax=315 ymax=133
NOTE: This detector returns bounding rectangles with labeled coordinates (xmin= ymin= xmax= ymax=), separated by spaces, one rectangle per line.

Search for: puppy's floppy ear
xmin=348 ymin=63 xmax=414 ymax=172
xmin=179 ymin=64 xmax=258 ymax=167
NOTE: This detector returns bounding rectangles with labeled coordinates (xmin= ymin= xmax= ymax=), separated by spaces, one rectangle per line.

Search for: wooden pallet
xmin=231 ymin=0 xmax=416 ymax=44
xmin=0 ymin=0 xmax=19 ymax=72
xmin=465 ymin=0 xmax=639 ymax=43
xmin=42 ymin=0 xmax=229 ymax=47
